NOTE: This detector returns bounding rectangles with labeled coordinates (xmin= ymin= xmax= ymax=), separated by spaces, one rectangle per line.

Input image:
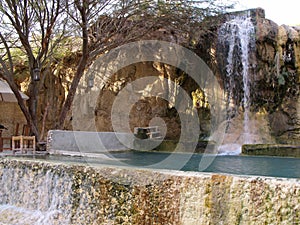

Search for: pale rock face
xmin=78 ymin=8 xmax=300 ymax=145
xmin=94 ymin=62 xmax=202 ymax=140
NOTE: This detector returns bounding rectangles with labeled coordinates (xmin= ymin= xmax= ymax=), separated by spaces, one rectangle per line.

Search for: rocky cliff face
xmin=92 ymin=8 xmax=300 ymax=145
xmin=243 ymin=9 xmax=300 ymax=144
xmin=90 ymin=8 xmax=300 ymax=145
xmin=94 ymin=62 xmax=210 ymax=140
xmin=195 ymin=8 xmax=300 ymax=145
xmin=260 ymin=23 xmax=300 ymax=144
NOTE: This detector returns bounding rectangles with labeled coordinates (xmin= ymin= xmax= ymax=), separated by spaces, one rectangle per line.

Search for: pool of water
xmin=6 ymin=151 xmax=300 ymax=179
xmin=110 ymin=151 xmax=300 ymax=178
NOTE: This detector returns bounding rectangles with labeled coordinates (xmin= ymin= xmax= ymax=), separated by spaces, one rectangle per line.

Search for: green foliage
xmin=8 ymin=48 xmax=28 ymax=64
xmin=278 ymin=73 xmax=285 ymax=85
xmin=51 ymin=37 xmax=80 ymax=61
xmin=258 ymin=66 xmax=298 ymax=113
xmin=278 ymin=67 xmax=289 ymax=85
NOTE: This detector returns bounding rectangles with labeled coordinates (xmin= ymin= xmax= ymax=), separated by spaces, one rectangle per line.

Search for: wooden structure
xmin=12 ymin=136 xmax=35 ymax=154
xmin=12 ymin=124 xmax=35 ymax=154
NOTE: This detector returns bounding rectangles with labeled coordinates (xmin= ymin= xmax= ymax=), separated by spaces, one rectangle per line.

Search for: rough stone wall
xmin=0 ymin=158 xmax=299 ymax=224
xmin=254 ymin=13 xmax=300 ymax=144
xmin=95 ymin=62 xmax=210 ymax=140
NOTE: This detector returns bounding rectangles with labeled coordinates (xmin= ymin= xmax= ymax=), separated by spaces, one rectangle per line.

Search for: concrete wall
xmin=47 ymin=130 xmax=133 ymax=155
xmin=0 ymin=158 xmax=299 ymax=224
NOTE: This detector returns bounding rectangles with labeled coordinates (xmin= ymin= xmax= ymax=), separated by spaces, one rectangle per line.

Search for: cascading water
xmin=0 ymin=165 xmax=73 ymax=224
xmin=239 ymin=16 xmax=255 ymax=144
xmin=217 ymin=13 xmax=255 ymax=154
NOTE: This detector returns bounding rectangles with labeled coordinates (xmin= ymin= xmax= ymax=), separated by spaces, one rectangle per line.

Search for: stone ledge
xmin=154 ymin=140 xmax=216 ymax=153
xmin=242 ymin=144 xmax=300 ymax=157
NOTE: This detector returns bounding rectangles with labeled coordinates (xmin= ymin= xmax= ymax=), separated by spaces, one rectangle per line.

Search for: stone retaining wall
xmin=0 ymin=158 xmax=299 ymax=224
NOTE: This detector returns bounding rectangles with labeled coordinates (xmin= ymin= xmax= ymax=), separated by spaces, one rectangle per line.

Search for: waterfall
xmin=0 ymin=164 xmax=73 ymax=224
xmin=218 ymin=13 xmax=255 ymax=148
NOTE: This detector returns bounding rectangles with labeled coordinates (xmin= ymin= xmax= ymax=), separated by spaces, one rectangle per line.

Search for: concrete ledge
xmin=153 ymin=140 xmax=216 ymax=153
xmin=242 ymin=144 xmax=300 ymax=157
xmin=47 ymin=130 xmax=134 ymax=155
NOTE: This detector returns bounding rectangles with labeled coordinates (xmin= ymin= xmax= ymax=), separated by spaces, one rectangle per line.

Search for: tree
xmin=58 ymin=0 xmax=235 ymax=129
xmin=0 ymin=0 xmax=68 ymax=139
xmin=0 ymin=0 xmax=235 ymax=138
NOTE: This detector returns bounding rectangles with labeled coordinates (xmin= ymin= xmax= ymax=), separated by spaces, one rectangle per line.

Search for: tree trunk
xmin=28 ymin=80 xmax=38 ymax=129
xmin=58 ymin=56 xmax=88 ymax=129
xmin=58 ymin=2 xmax=89 ymax=130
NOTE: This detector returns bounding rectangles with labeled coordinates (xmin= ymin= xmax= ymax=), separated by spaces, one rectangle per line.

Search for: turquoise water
xmin=110 ymin=152 xmax=300 ymax=178
xmin=7 ymin=151 xmax=300 ymax=179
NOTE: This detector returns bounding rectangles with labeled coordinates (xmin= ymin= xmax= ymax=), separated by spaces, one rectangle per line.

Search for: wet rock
xmin=242 ymin=144 xmax=300 ymax=157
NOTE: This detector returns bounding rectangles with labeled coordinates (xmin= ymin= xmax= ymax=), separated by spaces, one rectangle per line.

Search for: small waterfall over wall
xmin=0 ymin=158 xmax=299 ymax=224
xmin=0 ymin=161 xmax=74 ymax=224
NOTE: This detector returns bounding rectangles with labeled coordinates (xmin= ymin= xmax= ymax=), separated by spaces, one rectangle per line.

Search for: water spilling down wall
xmin=0 ymin=158 xmax=299 ymax=224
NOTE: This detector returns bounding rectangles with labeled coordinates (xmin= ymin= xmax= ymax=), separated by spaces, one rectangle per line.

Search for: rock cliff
xmin=94 ymin=61 xmax=210 ymax=140
xmin=196 ymin=8 xmax=300 ymax=145
xmin=92 ymin=8 xmax=300 ymax=145
xmin=16 ymin=8 xmax=300 ymax=146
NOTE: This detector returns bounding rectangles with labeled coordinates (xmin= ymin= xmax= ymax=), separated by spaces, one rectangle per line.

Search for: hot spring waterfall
xmin=218 ymin=13 xmax=256 ymax=151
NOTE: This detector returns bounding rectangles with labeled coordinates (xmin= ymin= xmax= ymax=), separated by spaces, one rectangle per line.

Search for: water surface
xmin=7 ymin=151 xmax=300 ymax=179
